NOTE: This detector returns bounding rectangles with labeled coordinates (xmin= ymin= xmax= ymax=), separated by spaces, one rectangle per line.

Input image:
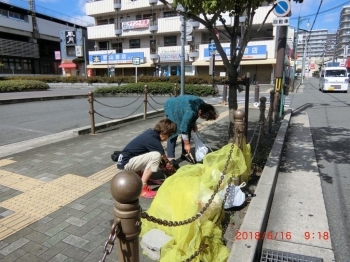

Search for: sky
xmin=3 ymin=0 xmax=349 ymax=32
xmin=290 ymin=0 xmax=350 ymax=32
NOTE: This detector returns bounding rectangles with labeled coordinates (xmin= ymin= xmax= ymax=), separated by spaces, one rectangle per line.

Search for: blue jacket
xmin=164 ymin=95 xmax=204 ymax=138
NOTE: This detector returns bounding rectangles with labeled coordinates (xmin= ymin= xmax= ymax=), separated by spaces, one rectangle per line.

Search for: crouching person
xmin=116 ymin=119 xmax=177 ymax=198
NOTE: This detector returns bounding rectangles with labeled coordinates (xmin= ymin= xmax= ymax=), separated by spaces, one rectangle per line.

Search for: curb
xmin=0 ymin=95 xmax=89 ymax=105
xmin=228 ymin=109 xmax=292 ymax=261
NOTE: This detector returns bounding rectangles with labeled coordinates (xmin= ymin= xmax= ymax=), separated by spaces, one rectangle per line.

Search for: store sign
xmin=122 ymin=19 xmax=149 ymax=30
xmin=54 ymin=51 xmax=61 ymax=60
xmin=204 ymin=45 xmax=267 ymax=60
xmin=88 ymin=51 xmax=145 ymax=64
xmin=160 ymin=52 xmax=188 ymax=62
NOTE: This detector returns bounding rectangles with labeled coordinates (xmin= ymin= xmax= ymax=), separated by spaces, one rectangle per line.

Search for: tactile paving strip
xmin=0 ymin=159 xmax=16 ymax=168
xmin=0 ymin=160 xmax=119 ymax=241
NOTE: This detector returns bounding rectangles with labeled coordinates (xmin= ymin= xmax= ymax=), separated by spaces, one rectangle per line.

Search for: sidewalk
xmin=0 ymin=88 xmax=333 ymax=261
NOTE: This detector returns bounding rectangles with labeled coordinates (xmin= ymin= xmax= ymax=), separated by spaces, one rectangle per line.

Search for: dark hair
xmin=154 ymin=119 xmax=177 ymax=136
xmin=199 ymin=103 xmax=218 ymax=121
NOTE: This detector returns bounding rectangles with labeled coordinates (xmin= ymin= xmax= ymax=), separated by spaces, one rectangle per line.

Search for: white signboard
xmin=272 ymin=17 xmax=289 ymax=27
xmin=75 ymin=46 xmax=83 ymax=57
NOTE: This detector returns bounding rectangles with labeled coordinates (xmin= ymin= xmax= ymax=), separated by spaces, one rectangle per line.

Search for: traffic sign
xmin=208 ymin=43 xmax=216 ymax=55
xmin=273 ymin=0 xmax=291 ymax=17
xmin=132 ymin=57 xmax=140 ymax=65
xmin=272 ymin=17 xmax=290 ymax=27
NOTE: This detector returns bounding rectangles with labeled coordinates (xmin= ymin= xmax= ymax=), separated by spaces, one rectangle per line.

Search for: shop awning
xmin=87 ymin=63 xmax=154 ymax=69
xmin=59 ymin=63 xmax=76 ymax=69
xmin=192 ymin=58 xmax=276 ymax=66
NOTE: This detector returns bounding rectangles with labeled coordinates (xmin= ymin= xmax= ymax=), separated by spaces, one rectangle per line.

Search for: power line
xmin=290 ymin=0 xmax=350 ymax=20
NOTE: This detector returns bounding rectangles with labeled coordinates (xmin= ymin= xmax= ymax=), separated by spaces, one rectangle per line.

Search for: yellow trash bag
xmin=141 ymin=143 xmax=249 ymax=262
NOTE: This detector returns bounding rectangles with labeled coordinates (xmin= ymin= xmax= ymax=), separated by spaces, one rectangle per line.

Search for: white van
xmin=319 ymin=67 xmax=349 ymax=93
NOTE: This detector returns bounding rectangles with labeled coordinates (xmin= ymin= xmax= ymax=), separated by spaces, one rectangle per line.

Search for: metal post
xmin=180 ymin=6 xmax=186 ymax=95
xmin=107 ymin=42 xmax=109 ymax=77
xmin=88 ymin=92 xmax=95 ymax=134
xmin=83 ymin=35 xmax=87 ymax=78
xmin=212 ymin=53 xmax=215 ymax=91
xmin=234 ymin=109 xmax=245 ymax=185
xmin=259 ymin=96 xmax=266 ymax=150
xmin=244 ymin=77 xmax=250 ymax=139
xmin=268 ymin=90 xmax=274 ymax=133
xmin=254 ymin=81 xmax=259 ymax=104
xmin=301 ymin=35 xmax=308 ymax=84
xmin=143 ymin=85 xmax=148 ymax=120
xmin=222 ymin=84 xmax=227 ymax=105
xmin=174 ymin=83 xmax=178 ymax=97
xmin=110 ymin=171 xmax=142 ymax=262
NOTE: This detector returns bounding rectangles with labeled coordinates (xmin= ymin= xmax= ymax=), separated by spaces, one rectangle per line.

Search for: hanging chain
xmin=148 ymin=94 xmax=165 ymax=105
xmin=141 ymin=142 xmax=235 ymax=227
xmin=99 ymin=220 xmax=121 ymax=262
xmin=251 ymin=122 xmax=263 ymax=162
xmin=93 ymin=101 xmax=144 ymax=120
xmin=147 ymin=101 xmax=161 ymax=112
xmin=183 ymin=244 xmax=208 ymax=262
xmin=93 ymin=96 xmax=141 ymax=108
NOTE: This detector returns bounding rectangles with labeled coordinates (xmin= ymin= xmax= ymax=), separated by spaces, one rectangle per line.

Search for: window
xmin=23 ymin=60 xmax=32 ymax=71
xmin=111 ymin=42 xmax=122 ymax=53
xmin=0 ymin=9 xmax=7 ymax=17
xmin=129 ymin=39 xmax=140 ymax=48
xmin=164 ymin=36 xmax=177 ymax=46
xmin=97 ymin=18 xmax=109 ymax=25
xmin=136 ymin=14 xmax=142 ymax=20
xmin=163 ymin=11 xmax=177 ymax=17
xmin=143 ymin=13 xmax=154 ymax=19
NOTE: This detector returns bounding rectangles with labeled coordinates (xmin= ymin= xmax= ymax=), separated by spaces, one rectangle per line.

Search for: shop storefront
xmin=158 ymin=52 xmax=194 ymax=76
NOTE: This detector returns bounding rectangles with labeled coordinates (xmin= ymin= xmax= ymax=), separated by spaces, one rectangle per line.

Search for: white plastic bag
xmin=193 ymin=132 xmax=208 ymax=162
xmin=218 ymin=182 xmax=246 ymax=209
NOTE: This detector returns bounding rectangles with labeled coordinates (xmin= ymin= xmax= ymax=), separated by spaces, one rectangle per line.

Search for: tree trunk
xmin=227 ymin=67 xmax=239 ymax=140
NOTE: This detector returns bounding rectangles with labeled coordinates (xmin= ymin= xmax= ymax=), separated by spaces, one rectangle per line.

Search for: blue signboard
xmin=208 ymin=43 xmax=216 ymax=55
xmin=203 ymin=45 xmax=267 ymax=60
xmin=273 ymin=0 xmax=291 ymax=17
xmin=89 ymin=52 xmax=145 ymax=64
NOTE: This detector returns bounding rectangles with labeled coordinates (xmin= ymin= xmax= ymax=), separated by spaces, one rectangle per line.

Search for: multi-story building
xmin=85 ymin=0 xmax=279 ymax=84
xmin=0 ymin=0 xmax=91 ymax=75
xmin=337 ymin=6 xmax=350 ymax=59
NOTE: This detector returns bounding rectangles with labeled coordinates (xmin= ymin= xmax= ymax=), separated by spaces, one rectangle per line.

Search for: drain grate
xmin=260 ymin=249 xmax=323 ymax=262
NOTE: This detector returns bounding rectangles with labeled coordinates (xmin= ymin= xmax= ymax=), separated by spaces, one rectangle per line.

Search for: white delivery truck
xmin=319 ymin=66 xmax=349 ymax=93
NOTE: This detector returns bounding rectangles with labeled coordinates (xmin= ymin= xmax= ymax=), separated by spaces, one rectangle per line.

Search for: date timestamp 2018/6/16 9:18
xmin=304 ymin=231 xmax=329 ymax=240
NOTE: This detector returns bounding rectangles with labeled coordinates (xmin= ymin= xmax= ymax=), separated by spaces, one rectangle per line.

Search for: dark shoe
xmin=170 ymin=159 xmax=180 ymax=170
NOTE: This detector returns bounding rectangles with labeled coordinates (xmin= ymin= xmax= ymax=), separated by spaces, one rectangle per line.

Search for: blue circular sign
xmin=273 ymin=0 xmax=291 ymax=17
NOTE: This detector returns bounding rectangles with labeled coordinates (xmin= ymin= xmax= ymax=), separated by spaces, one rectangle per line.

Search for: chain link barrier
xmin=99 ymin=220 xmax=121 ymax=262
xmin=93 ymin=96 xmax=142 ymax=108
xmin=94 ymin=100 xmax=144 ymax=120
xmin=148 ymin=94 xmax=165 ymax=105
xmin=147 ymin=101 xmax=161 ymax=112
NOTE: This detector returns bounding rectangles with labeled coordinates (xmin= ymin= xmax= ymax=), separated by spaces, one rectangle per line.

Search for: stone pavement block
xmin=0 ymin=249 xmax=26 ymax=262
xmin=81 ymin=225 xmax=107 ymax=241
xmin=23 ymin=231 xmax=50 ymax=245
xmin=80 ymin=234 xmax=106 ymax=252
xmin=62 ymin=235 xmax=89 ymax=248
xmin=21 ymin=240 xmax=48 ymax=256
xmin=67 ymin=202 xmax=86 ymax=211
xmin=0 ymin=229 xmax=32 ymax=247
xmin=60 ymin=245 xmax=90 ymax=261
xmin=48 ymin=253 xmax=68 ymax=262
xmin=44 ymin=222 xmax=70 ymax=237
xmin=42 ymin=232 xmax=70 ymax=249
xmin=10 ymin=252 xmax=45 ymax=262
xmin=0 ymin=238 xmax=29 ymax=256
xmin=65 ymin=217 xmax=88 ymax=227
xmin=81 ymin=208 xmax=103 ymax=222
xmin=39 ymin=242 xmax=69 ymax=261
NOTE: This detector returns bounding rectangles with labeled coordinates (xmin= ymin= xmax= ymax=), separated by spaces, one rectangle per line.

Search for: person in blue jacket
xmin=164 ymin=95 xmax=218 ymax=161
xmin=117 ymin=119 xmax=177 ymax=198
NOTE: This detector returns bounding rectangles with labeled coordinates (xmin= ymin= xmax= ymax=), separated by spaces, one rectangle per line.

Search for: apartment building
xmin=0 ymin=0 xmax=90 ymax=75
xmin=337 ymin=6 xmax=350 ymax=59
xmin=86 ymin=0 xmax=278 ymax=84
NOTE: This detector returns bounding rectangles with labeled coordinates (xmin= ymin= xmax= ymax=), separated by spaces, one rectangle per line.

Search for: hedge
xmin=94 ymin=82 xmax=215 ymax=96
xmin=0 ymin=80 xmax=49 ymax=92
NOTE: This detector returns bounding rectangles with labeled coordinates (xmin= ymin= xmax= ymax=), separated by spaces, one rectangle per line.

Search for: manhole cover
xmin=260 ymin=249 xmax=323 ymax=262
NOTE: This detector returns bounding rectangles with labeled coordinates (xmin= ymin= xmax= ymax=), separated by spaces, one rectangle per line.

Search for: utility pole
xmin=180 ymin=5 xmax=186 ymax=95
xmin=301 ymin=33 xmax=309 ymax=84
xmin=273 ymin=25 xmax=287 ymax=122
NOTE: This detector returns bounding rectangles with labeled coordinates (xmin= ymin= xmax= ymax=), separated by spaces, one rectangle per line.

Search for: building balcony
xmin=86 ymin=0 xmax=163 ymax=16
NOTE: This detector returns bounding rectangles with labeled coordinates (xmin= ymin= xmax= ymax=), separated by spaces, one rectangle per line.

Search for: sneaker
xmin=140 ymin=185 xmax=157 ymax=198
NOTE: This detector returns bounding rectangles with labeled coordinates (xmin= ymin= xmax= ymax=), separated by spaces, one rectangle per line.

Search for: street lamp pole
xmin=293 ymin=16 xmax=309 ymax=87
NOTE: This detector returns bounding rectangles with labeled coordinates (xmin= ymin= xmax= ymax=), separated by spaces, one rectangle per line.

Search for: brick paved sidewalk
xmin=0 ymin=105 xmax=260 ymax=262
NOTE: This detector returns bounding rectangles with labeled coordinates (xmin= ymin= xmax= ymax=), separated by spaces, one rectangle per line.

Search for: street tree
xmin=158 ymin=0 xmax=276 ymax=138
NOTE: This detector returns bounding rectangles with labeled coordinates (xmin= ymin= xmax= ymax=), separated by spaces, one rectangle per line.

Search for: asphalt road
xmin=0 ymin=88 xmax=284 ymax=146
xmin=290 ymin=77 xmax=350 ymax=261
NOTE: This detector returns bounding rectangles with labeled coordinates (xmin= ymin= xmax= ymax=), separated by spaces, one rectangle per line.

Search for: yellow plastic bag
xmin=141 ymin=143 xmax=249 ymax=262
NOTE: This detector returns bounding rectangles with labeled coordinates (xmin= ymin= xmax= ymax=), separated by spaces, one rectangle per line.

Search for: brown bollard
xmin=88 ymin=91 xmax=96 ymax=134
xmin=110 ymin=171 xmax=143 ymax=262
xmin=143 ymin=85 xmax=148 ymax=120
xmin=174 ymin=83 xmax=178 ymax=97
xmin=268 ymin=90 xmax=275 ymax=133
xmin=259 ymin=96 xmax=267 ymax=150
xmin=234 ymin=109 xmax=245 ymax=185
xmin=254 ymin=81 xmax=260 ymax=104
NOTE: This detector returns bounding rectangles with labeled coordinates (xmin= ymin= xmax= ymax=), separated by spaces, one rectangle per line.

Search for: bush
xmin=94 ymin=82 xmax=215 ymax=96
xmin=0 ymin=80 xmax=49 ymax=92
